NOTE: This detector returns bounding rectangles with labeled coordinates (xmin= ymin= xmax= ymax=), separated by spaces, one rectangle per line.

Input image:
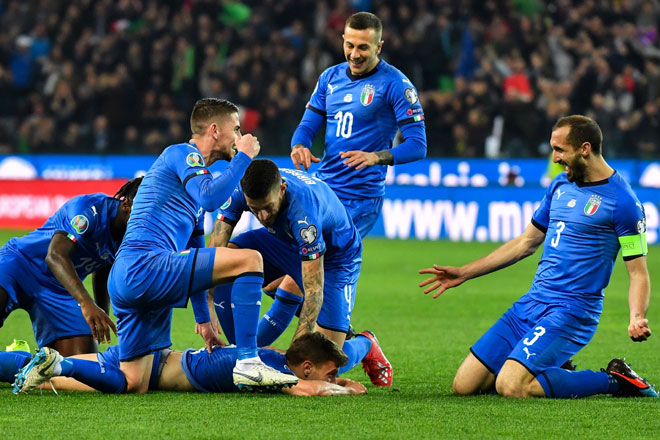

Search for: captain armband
xmin=619 ymin=233 xmax=648 ymax=260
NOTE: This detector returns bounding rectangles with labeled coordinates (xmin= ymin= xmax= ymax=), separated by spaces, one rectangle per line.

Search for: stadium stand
xmin=0 ymin=0 xmax=659 ymax=159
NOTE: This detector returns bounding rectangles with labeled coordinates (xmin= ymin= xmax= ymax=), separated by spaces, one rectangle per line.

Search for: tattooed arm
xmin=293 ymin=256 xmax=324 ymax=341
xmin=208 ymin=218 xmax=235 ymax=248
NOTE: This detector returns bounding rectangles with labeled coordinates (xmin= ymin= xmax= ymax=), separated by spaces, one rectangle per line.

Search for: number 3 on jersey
xmin=551 ymin=221 xmax=565 ymax=248
xmin=334 ymin=111 xmax=353 ymax=138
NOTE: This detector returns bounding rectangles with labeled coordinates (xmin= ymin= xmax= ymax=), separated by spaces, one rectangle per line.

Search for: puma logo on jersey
xmin=556 ymin=188 xmax=564 ymax=200
xmin=91 ymin=206 xmax=98 ymax=216
xmin=523 ymin=347 xmax=536 ymax=360
xmin=327 ymin=84 xmax=337 ymax=94
xmin=297 ymin=216 xmax=309 ymax=226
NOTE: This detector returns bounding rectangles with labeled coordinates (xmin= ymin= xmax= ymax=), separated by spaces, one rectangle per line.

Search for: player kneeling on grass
xmin=0 ymin=178 xmax=142 ymax=356
xmin=419 ymin=115 xmax=657 ymax=399
xmin=6 ymin=333 xmax=366 ymax=396
xmin=208 ymin=159 xmax=392 ymax=387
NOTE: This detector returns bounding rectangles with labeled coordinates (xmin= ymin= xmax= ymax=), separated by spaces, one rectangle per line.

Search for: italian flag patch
xmin=413 ymin=115 xmax=424 ymax=122
xmin=66 ymin=233 xmax=77 ymax=243
xmin=179 ymin=249 xmax=191 ymax=255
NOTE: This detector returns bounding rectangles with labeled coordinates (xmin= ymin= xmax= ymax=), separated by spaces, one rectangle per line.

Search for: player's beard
xmin=565 ymin=158 xmax=587 ymax=182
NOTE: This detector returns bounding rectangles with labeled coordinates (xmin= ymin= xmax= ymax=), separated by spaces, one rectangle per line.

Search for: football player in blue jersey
xmin=419 ymin=115 xmax=657 ymax=399
xmin=290 ymin=11 xmax=427 ymax=238
xmin=5 ymin=333 xmax=368 ymax=396
xmin=12 ymin=99 xmax=298 ymax=395
xmin=208 ymin=159 xmax=393 ymax=387
xmin=0 ymin=177 xmax=142 ymax=356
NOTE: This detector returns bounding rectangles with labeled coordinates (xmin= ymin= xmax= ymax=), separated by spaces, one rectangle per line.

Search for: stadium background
xmin=0 ymin=1 xmax=659 ymax=438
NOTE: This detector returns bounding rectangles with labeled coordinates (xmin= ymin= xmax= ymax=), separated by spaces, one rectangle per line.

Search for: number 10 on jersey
xmin=334 ymin=111 xmax=353 ymax=138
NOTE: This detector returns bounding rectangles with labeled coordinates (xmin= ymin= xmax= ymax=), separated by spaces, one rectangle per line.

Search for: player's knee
xmin=452 ymin=374 xmax=480 ymax=396
xmin=242 ymin=249 xmax=263 ymax=272
xmin=495 ymin=375 xmax=533 ymax=398
xmin=124 ymin=374 xmax=149 ymax=394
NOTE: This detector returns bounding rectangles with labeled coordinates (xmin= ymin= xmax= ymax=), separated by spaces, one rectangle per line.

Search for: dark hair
xmin=240 ymin=159 xmax=281 ymax=199
xmin=552 ymin=115 xmax=603 ymax=155
xmin=286 ymin=332 xmax=349 ymax=368
xmin=114 ymin=177 xmax=143 ymax=202
xmin=346 ymin=12 xmax=382 ymax=41
xmin=190 ymin=98 xmax=239 ymax=136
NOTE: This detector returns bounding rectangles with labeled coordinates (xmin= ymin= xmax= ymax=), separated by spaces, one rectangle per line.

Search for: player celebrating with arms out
xmin=0 ymin=177 xmax=142 ymax=356
xmin=419 ymin=115 xmax=656 ymax=399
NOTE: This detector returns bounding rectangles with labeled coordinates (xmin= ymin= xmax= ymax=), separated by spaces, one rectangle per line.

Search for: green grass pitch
xmin=0 ymin=229 xmax=658 ymax=439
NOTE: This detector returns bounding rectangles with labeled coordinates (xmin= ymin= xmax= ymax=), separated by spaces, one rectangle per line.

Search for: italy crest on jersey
xmin=584 ymin=195 xmax=602 ymax=216
xmin=186 ymin=152 xmax=205 ymax=167
xmin=360 ymin=84 xmax=375 ymax=106
xmin=71 ymin=215 xmax=89 ymax=234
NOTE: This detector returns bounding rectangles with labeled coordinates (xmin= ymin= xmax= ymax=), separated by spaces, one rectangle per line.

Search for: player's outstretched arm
xmin=418 ymin=223 xmax=546 ymax=298
xmin=625 ymin=256 xmax=652 ymax=342
xmin=293 ymin=257 xmax=324 ymax=341
xmin=46 ymin=234 xmax=116 ymax=343
xmin=291 ymin=144 xmax=321 ymax=171
xmin=283 ymin=378 xmax=367 ymax=396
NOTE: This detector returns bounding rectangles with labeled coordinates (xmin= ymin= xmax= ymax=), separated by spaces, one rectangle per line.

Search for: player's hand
xmin=340 ymin=150 xmax=378 ymax=170
xmin=339 ymin=378 xmax=367 ymax=395
xmin=196 ymin=321 xmax=225 ymax=352
xmin=628 ymin=318 xmax=651 ymax=342
xmin=235 ymin=134 xmax=260 ymax=159
xmin=80 ymin=301 xmax=117 ymax=344
xmin=291 ymin=144 xmax=320 ymax=171
xmin=418 ymin=265 xmax=466 ymax=298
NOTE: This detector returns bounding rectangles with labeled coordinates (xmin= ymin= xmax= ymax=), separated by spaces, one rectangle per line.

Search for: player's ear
xmin=377 ymin=40 xmax=383 ymax=55
xmin=580 ymin=142 xmax=591 ymax=157
xmin=302 ymin=360 xmax=313 ymax=378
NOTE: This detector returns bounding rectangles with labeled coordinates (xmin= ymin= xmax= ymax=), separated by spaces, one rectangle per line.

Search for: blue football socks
xmin=231 ymin=272 xmax=264 ymax=361
xmin=213 ymin=283 xmax=235 ymax=345
xmin=338 ymin=334 xmax=372 ymax=375
xmin=257 ymin=287 xmax=304 ymax=346
xmin=58 ymin=357 xmax=127 ymax=394
xmin=0 ymin=350 xmax=30 ymax=383
xmin=536 ymin=367 xmax=617 ymax=398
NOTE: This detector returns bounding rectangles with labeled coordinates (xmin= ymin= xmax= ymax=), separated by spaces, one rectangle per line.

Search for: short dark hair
xmin=240 ymin=159 xmax=281 ymax=199
xmin=114 ymin=177 xmax=143 ymax=202
xmin=190 ymin=98 xmax=239 ymax=136
xmin=346 ymin=12 xmax=382 ymax=41
xmin=286 ymin=332 xmax=349 ymax=368
xmin=552 ymin=115 xmax=603 ymax=155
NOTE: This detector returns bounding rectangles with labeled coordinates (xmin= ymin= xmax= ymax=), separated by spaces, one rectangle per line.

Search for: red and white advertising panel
xmin=0 ymin=180 xmax=128 ymax=229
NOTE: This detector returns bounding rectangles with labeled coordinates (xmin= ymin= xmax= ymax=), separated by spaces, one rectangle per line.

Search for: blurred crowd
xmin=1 ymin=0 xmax=660 ymax=159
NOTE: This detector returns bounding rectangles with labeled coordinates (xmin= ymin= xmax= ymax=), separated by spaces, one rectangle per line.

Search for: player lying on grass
xmin=419 ymin=115 xmax=657 ymax=399
xmin=208 ymin=159 xmax=392 ymax=387
xmin=0 ymin=178 xmax=142 ymax=356
xmin=4 ymin=332 xmax=374 ymax=396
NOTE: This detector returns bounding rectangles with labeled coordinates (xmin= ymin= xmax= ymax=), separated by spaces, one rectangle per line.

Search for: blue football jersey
xmin=120 ymin=142 xmax=250 ymax=254
xmin=306 ymin=60 xmax=425 ymax=199
xmin=528 ymin=171 xmax=647 ymax=314
xmin=5 ymin=193 xmax=121 ymax=291
xmin=218 ymin=168 xmax=362 ymax=266
xmin=181 ymin=346 xmax=291 ymax=393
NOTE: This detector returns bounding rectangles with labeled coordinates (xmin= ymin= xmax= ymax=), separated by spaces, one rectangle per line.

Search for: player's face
xmin=306 ymin=360 xmax=340 ymax=384
xmin=212 ymin=113 xmax=241 ymax=163
xmin=551 ymin=126 xmax=587 ymax=182
xmin=343 ymin=26 xmax=382 ymax=76
xmin=245 ymin=182 xmax=286 ymax=227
